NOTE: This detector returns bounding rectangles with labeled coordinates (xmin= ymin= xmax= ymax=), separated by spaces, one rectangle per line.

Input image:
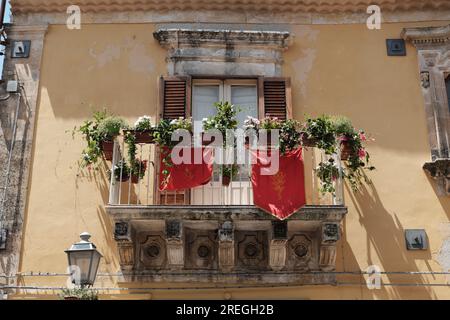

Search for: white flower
xmin=170 ymin=119 xmax=178 ymax=125
xmin=134 ymin=115 xmax=153 ymax=129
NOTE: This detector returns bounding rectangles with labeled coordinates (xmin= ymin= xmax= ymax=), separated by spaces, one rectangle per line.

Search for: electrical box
xmin=386 ymin=39 xmax=406 ymax=56
xmin=11 ymin=40 xmax=31 ymax=58
xmin=405 ymin=229 xmax=428 ymax=250
xmin=6 ymin=80 xmax=18 ymax=93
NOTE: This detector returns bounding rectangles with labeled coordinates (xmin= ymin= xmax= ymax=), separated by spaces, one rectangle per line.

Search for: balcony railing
xmin=107 ymin=137 xmax=345 ymax=207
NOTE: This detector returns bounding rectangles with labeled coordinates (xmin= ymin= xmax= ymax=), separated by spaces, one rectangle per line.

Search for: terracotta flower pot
xmin=101 ymin=140 xmax=114 ymax=161
xmin=131 ymin=174 xmax=139 ymax=184
xmin=118 ymin=174 xmax=130 ymax=182
xmin=222 ymin=175 xmax=231 ymax=186
xmin=124 ymin=129 xmax=155 ymax=144
xmin=300 ymin=132 xmax=317 ymax=147
xmin=340 ymin=141 xmax=352 ymax=160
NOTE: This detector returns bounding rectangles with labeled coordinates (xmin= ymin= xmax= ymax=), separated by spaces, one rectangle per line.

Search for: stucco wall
xmin=17 ymin=21 xmax=450 ymax=299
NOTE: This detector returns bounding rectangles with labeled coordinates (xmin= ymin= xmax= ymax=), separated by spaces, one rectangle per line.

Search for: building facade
xmin=0 ymin=0 xmax=449 ymax=299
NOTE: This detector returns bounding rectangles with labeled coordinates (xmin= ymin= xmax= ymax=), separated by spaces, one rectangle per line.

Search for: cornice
xmin=153 ymin=29 xmax=293 ymax=50
xmin=402 ymin=24 xmax=450 ymax=46
xmin=10 ymin=0 xmax=450 ymax=14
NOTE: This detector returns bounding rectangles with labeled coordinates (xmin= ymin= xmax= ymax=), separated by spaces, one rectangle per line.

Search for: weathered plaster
xmin=0 ymin=25 xmax=48 ymax=286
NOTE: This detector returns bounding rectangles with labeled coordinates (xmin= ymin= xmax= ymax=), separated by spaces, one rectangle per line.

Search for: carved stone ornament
xmin=219 ymin=221 xmax=234 ymax=242
xmin=236 ymin=231 xmax=268 ymax=270
xmin=166 ymin=220 xmax=182 ymax=239
xmin=287 ymin=234 xmax=313 ymax=270
xmin=269 ymin=239 xmax=287 ymax=271
xmin=138 ymin=234 xmax=166 ymax=269
xmin=185 ymin=229 xmax=217 ymax=270
xmin=420 ymin=71 xmax=430 ymax=88
xmin=322 ymin=222 xmax=340 ymax=243
xmin=319 ymin=246 xmax=337 ymax=271
xmin=114 ymin=221 xmax=129 ymax=240
xmin=423 ymin=159 xmax=450 ymax=195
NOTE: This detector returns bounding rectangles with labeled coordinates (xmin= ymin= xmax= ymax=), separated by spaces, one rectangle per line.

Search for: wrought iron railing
xmin=108 ymin=137 xmax=344 ymax=206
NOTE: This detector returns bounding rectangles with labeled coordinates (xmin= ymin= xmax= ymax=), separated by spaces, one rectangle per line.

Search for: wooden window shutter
xmin=159 ymin=76 xmax=192 ymax=120
xmin=156 ymin=76 xmax=192 ymax=205
xmin=258 ymin=77 xmax=292 ymax=120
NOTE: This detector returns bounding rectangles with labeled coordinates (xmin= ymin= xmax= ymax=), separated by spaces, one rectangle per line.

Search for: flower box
xmin=101 ymin=140 xmax=114 ymax=161
xmin=123 ymin=129 xmax=155 ymax=144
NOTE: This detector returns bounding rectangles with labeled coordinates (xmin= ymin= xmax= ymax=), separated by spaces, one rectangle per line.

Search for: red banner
xmin=159 ymin=147 xmax=213 ymax=191
xmin=251 ymin=148 xmax=306 ymax=220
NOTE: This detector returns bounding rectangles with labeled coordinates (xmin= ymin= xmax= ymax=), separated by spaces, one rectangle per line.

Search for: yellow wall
xmin=18 ymin=21 xmax=450 ymax=299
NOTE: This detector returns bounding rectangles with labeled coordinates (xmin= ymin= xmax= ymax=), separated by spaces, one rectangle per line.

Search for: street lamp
xmin=65 ymin=232 xmax=102 ymax=287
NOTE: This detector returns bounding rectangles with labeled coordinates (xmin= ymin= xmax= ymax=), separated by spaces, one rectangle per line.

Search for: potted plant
xmin=203 ymin=101 xmax=239 ymax=146
xmin=97 ymin=115 xmax=126 ymax=160
xmin=153 ymin=117 xmax=193 ymax=183
xmin=221 ymin=164 xmax=239 ymax=186
xmin=112 ymin=160 xmax=130 ymax=182
xmin=73 ymin=110 xmax=107 ymax=168
xmin=315 ymin=158 xmax=342 ymax=196
xmin=123 ymin=115 xmax=155 ymax=144
xmin=130 ymin=159 xmax=148 ymax=183
xmin=258 ymin=116 xmax=283 ymax=147
xmin=333 ymin=117 xmax=375 ymax=191
xmin=279 ymin=119 xmax=302 ymax=154
xmin=332 ymin=116 xmax=357 ymax=160
xmin=301 ymin=115 xmax=336 ymax=154
xmin=243 ymin=116 xmax=260 ymax=146
xmin=60 ymin=287 xmax=98 ymax=300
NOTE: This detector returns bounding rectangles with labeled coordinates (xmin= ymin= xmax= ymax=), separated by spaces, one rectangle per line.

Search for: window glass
xmin=230 ymin=85 xmax=258 ymax=128
xmin=192 ymin=85 xmax=220 ymax=124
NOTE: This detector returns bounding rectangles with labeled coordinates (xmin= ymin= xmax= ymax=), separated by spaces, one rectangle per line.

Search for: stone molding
xmin=153 ymin=28 xmax=292 ymax=76
xmin=11 ymin=0 xmax=450 ymax=14
xmin=10 ymin=10 xmax=450 ymax=26
xmin=0 ymin=24 xmax=48 ymax=284
xmin=403 ymin=24 xmax=450 ymax=196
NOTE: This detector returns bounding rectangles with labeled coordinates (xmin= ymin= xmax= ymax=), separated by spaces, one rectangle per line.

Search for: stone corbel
xmin=166 ymin=220 xmax=184 ymax=269
xmin=423 ymin=159 xmax=450 ymax=196
xmin=218 ymin=221 xmax=234 ymax=271
xmin=319 ymin=222 xmax=340 ymax=271
xmin=319 ymin=246 xmax=337 ymax=271
xmin=269 ymin=221 xmax=288 ymax=271
xmin=117 ymin=240 xmax=135 ymax=271
xmin=114 ymin=221 xmax=135 ymax=270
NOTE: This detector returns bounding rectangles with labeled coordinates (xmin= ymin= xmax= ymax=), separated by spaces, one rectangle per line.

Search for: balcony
xmin=105 ymin=137 xmax=347 ymax=285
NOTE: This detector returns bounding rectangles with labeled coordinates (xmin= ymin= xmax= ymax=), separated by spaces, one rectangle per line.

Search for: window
xmin=158 ymin=75 xmax=292 ymax=205
xmin=446 ymin=74 xmax=450 ymax=112
xmin=192 ymin=79 xmax=258 ymax=128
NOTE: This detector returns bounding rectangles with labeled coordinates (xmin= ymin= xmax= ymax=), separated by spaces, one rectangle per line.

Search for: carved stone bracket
xmin=319 ymin=246 xmax=337 ymax=271
xmin=218 ymin=221 xmax=234 ymax=271
xmin=117 ymin=240 xmax=135 ymax=271
xmin=165 ymin=220 xmax=183 ymax=269
xmin=269 ymin=239 xmax=287 ymax=271
xmin=166 ymin=239 xmax=184 ymax=269
xmin=423 ymin=159 xmax=450 ymax=195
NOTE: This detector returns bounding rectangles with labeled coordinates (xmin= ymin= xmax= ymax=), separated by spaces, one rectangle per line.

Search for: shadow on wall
xmin=346 ymin=181 xmax=435 ymax=299
xmin=426 ymin=175 xmax=450 ymax=221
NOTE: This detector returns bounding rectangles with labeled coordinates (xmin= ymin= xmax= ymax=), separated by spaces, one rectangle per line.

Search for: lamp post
xmin=65 ymin=232 xmax=102 ymax=288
